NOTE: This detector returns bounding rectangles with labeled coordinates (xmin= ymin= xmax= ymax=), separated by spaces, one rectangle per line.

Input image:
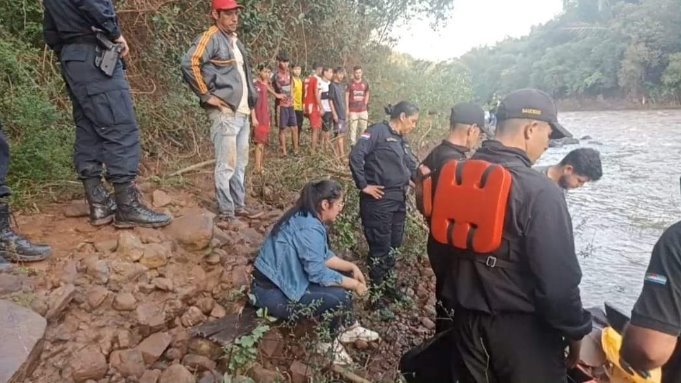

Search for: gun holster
xmin=94 ymin=33 xmax=122 ymax=77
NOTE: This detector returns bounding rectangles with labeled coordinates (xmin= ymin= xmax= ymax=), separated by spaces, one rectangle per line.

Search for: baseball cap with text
xmin=495 ymin=89 xmax=572 ymax=139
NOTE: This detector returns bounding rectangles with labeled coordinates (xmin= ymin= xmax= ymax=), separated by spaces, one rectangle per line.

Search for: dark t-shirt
xmin=329 ymin=82 xmax=346 ymax=120
xmin=630 ymin=220 xmax=681 ymax=381
xmin=272 ymin=70 xmax=293 ymax=108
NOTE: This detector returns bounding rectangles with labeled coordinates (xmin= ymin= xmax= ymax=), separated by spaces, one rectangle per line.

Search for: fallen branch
xmin=330 ymin=365 xmax=372 ymax=383
xmin=168 ymin=160 xmax=215 ymax=177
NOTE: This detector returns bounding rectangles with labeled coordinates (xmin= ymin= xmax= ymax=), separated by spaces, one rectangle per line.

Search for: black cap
xmin=450 ymin=102 xmax=489 ymax=135
xmin=276 ymin=52 xmax=290 ymax=62
xmin=496 ymin=88 xmax=572 ymax=139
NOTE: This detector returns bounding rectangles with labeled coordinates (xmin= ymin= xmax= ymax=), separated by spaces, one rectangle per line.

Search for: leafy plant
xmin=223 ymin=308 xmax=276 ymax=375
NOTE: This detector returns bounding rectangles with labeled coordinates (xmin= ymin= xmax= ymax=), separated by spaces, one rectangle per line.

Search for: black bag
xmin=399 ymin=328 xmax=459 ymax=383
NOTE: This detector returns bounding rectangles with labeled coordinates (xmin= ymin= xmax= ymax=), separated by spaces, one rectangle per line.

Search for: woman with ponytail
xmin=250 ymin=179 xmax=379 ymax=365
xmin=349 ymin=101 xmax=419 ymax=319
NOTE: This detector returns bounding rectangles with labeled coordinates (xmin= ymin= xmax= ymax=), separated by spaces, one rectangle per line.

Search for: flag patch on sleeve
xmin=360 ymin=132 xmax=371 ymax=140
xmin=645 ymin=273 xmax=668 ymax=285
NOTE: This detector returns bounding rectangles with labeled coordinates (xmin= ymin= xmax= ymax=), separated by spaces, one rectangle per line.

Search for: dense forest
xmin=462 ymin=0 xmax=681 ymax=107
xmin=0 ymin=0 xmax=470 ymax=201
xmin=2 ymin=0 xmax=680 ymax=199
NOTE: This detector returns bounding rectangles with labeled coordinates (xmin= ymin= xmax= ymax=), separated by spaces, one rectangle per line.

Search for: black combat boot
xmin=0 ymin=202 xmax=51 ymax=262
xmin=113 ymin=182 xmax=171 ymax=229
xmin=83 ymin=178 xmax=117 ymax=226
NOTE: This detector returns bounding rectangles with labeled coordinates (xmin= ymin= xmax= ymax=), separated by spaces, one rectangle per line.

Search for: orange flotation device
xmin=421 ymin=160 xmax=513 ymax=253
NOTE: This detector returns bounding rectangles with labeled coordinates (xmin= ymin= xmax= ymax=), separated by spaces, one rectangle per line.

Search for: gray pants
xmin=208 ymin=109 xmax=249 ymax=216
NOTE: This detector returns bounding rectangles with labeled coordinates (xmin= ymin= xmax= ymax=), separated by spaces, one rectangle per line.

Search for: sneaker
xmin=338 ymin=323 xmax=380 ymax=344
xmin=316 ymin=339 xmax=354 ymax=366
xmin=235 ymin=208 xmax=263 ymax=219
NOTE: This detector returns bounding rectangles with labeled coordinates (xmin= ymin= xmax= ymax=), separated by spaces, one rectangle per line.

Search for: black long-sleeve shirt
xmin=349 ymin=122 xmax=417 ymax=199
xmin=42 ymin=0 xmax=121 ymax=51
xmin=440 ymin=140 xmax=592 ymax=340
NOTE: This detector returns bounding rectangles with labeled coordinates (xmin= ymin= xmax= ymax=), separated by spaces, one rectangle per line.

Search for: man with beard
xmin=535 ymin=148 xmax=602 ymax=190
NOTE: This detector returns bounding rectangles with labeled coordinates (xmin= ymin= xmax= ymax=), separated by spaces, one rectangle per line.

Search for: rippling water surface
xmin=534 ymin=110 xmax=681 ymax=311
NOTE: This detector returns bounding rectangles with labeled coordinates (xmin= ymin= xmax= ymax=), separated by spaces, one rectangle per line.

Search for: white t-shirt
xmin=318 ymin=79 xmax=332 ymax=112
xmin=231 ymin=36 xmax=251 ymax=115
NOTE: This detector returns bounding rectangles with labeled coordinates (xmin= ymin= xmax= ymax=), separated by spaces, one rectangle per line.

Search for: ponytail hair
xmin=271 ymin=179 xmax=343 ymax=235
xmin=384 ymin=101 xmax=419 ymax=120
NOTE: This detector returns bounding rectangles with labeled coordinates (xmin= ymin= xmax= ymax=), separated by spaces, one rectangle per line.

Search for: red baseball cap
xmin=212 ymin=0 xmax=243 ymax=11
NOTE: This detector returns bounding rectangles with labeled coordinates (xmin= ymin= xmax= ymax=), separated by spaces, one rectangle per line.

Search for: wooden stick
xmin=168 ymin=160 xmax=215 ymax=177
xmin=330 ymin=365 xmax=372 ymax=383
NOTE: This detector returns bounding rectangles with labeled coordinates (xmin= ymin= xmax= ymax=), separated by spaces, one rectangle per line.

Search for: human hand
xmin=206 ymin=95 xmax=230 ymax=113
xmin=362 ymin=185 xmax=384 ymax=199
xmin=354 ymin=282 xmax=368 ymax=297
xmin=566 ymin=339 xmax=581 ymax=369
xmin=351 ymin=265 xmax=366 ymax=285
xmin=251 ymin=115 xmax=258 ymax=128
xmin=114 ymin=35 xmax=130 ymax=57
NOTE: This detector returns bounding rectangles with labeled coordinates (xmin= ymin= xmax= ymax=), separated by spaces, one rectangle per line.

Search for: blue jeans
xmin=208 ymin=109 xmax=250 ymax=216
xmin=251 ymin=280 xmax=354 ymax=335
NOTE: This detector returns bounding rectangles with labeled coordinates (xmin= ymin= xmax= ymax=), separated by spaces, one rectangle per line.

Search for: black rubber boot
xmin=83 ymin=178 xmax=117 ymax=226
xmin=0 ymin=203 xmax=51 ymax=262
xmin=113 ymin=182 xmax=171 ymax=229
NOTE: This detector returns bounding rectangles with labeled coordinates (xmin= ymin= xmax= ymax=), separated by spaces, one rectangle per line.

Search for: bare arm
xmin=326 ymin=256 xmax=366 ymax=285
xmin=325 ymin=256 xmax=355 ymax=273
xmin=621 ymin=324 xmax=678 ymax=371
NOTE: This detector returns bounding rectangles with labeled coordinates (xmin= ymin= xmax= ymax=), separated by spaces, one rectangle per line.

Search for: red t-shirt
xmin=303 ymin=75 xmax=320 ymax=113
xmin=254 ymin=80 xmax=270 ymax=127
xmin=347 ymin=80 xmax=369 ymax=112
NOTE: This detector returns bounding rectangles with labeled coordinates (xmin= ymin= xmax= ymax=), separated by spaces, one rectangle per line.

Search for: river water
xmin=533 ymin=110 xmax=681 ymax=312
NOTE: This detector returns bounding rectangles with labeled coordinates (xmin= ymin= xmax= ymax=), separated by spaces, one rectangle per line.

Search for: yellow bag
xmin=601 ymin=326 xmax=661 ymax=383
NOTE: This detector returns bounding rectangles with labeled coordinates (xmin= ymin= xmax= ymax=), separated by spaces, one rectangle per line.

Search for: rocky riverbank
xmin=0 ymin=171 xmax=437 ymax=383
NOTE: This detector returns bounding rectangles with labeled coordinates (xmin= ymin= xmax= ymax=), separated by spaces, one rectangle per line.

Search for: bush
xmin=0 ymin=31 xmax=74 ymax=202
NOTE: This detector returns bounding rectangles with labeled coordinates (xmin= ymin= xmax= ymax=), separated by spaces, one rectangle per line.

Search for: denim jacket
xmin=254 ymin=212 xmax=344 ymax=302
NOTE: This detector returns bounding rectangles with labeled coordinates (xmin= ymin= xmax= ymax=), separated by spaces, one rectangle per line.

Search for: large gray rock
xmin=0 ymin=299 xmax=47 ymax=383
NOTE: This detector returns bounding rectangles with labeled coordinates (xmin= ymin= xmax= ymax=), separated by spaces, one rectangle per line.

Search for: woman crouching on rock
xmin=250 ymin=179 xmax=379 ymax=365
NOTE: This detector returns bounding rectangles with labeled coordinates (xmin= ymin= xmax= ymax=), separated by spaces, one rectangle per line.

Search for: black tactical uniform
xmin=349 ymin=122 xmax=417 ymax=296
xmin=420 ymin=102 xmax=487 ymax=333
xmin=0 ymin=120 xmax=51 ymax=269
xmin=421 ymin=140 xmax=468 ymax=333
xmin=42 ymin=0 xmax=170 ymax=228
xmin=437 ymin=90 xmax=590 ymax=382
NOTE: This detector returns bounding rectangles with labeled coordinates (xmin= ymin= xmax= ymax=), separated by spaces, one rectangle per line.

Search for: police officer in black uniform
xmin=438 ymin=89 xmax=592 ymax=382
xmin=349 ymin=101 xmax=418 ymax=315
xmin=42 ymin=0 xmax=171 ymax=228
xmin=0 ymin=120 xmax=51 ymax=270
xmin=418 ymin=102 xmax=489 ymax=333
xmin=622 ymin=219 xmax=681 ymax=382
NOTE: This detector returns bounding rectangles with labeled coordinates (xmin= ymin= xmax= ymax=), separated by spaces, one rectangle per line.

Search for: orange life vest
xmin=422 ymin=159 xmax=513 ymax=253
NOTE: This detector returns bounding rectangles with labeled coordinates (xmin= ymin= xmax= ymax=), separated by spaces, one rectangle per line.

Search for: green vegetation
xmin=462 ymin=0 xmax=681 ymax=106
xmin=0 ymin=0 xmax=469 ymax=203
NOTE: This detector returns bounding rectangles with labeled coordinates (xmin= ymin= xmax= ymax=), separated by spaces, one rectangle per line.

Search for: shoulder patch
xmin=645 ymin=273 xmax=668 ymax=286
xmin=360 ymin=132 xmax=371 ymax=140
